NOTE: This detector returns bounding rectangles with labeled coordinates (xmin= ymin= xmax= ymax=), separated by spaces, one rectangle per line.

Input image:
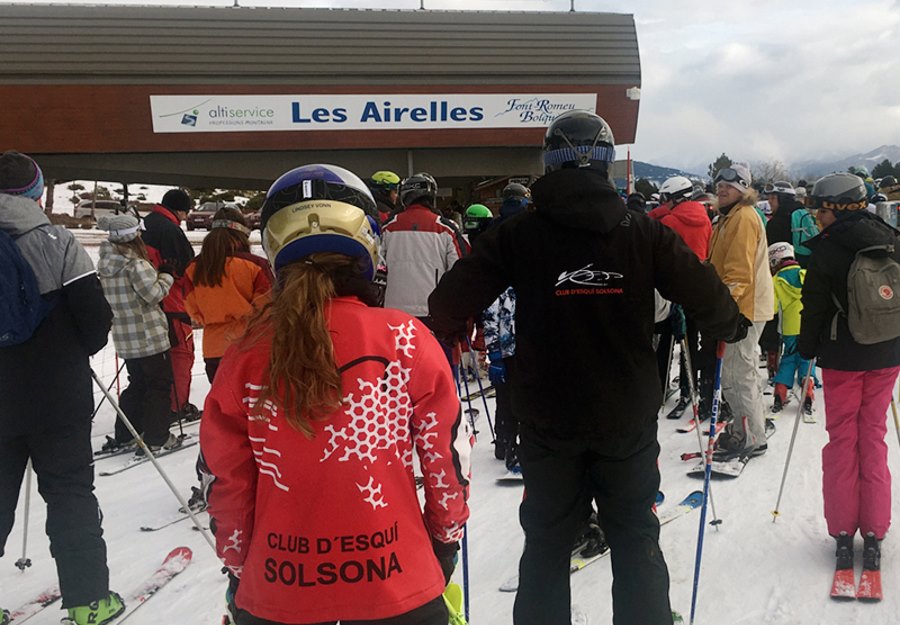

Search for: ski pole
xmin=680 ymin=337 xmax=720 ymax=528
xmin=891 ymin=378 xmax=900 ymax=452
xmin=14 ymin=461 xmax=33 ymax=572
xmin=461 ymin=524 xmax=470 ymax=623
xmin=689 ymin=341 xmax=725 ymax=625
xmin=90 ymin=369 xmax=217 ymax=555
xmin=660 ymin=333 xmax=676 ymax=409
xmin=772 ymin=359 xmax=817 ymax=522
xmin=452 ymin=358 xmax=478 ymax=441
xmin=456 ymin=344 xmax=481 ymax=439
xmin=465 ymin=336 xmax=495 ymax=440
xmin=167 ymin=340 xmax=186 ymax=438
xmin=91 ymin=361 xmax=127 ymax=421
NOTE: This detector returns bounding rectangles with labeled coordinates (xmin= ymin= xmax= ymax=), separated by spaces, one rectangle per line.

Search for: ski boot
xmin=135 ymin=433 xmax=184 ymax=458
xmin=771 ymin=395 xmax=783 ymax=414
xmin=862 ymin=532 xmax=881 ymax=571
xmin=1 ymin=608 xmax=9 ymax=625
xmin=179 ymin=486 xmax=208 ymax=514
xmin=835 ymin=532 xmax=853 ymax=570
xmin=62 ymin=592 xmax=125 ymax=625
xmin=579 ymin=521 xmax=609 ymax=558
xmin=493 ymin=437 xmax=508 ymax=461
xmin=803 ymin=397 xmax=813 ymax=416
xmin=180 ymin=402 xmax=203 ymax=423
xmin=99 ymin=436 xmax=135 ymax=454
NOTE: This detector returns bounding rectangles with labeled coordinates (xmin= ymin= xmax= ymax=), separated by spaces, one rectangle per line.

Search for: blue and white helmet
xmin=260 ymin=164 xmax=380 ymax=278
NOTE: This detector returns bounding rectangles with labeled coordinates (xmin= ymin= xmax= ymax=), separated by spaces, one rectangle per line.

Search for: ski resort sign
xmin=149 ymin=94 xmax=597 ymax=133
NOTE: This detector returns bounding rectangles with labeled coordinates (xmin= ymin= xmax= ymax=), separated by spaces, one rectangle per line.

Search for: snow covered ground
xmin=2 ymin=228 xmax=899 ymax=624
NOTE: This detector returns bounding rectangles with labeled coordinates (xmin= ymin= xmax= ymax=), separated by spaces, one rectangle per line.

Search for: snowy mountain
xmin=633 ymin=161 xmax=704 ymax=184
xmin=792 ymin=145 xmax=900 ymax=179
xmin=2 ymin=229 xmax=898 ymax=625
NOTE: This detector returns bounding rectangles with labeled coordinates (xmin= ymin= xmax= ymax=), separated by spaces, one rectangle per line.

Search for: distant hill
xmin=792 ymin=145 xmax=900 ymax=179
xmin=612 ymin=160 xmax=704 ymax=190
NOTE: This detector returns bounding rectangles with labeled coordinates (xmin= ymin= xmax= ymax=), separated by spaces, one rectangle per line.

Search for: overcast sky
xmin=5 ymin=0 xmax=900 ymax=170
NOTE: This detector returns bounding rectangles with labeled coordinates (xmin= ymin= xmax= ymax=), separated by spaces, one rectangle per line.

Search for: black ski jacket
xmin=428 ymin=169 xmax=739 ymax=455
xmin=765 ymin=200 xmax=805 ymax=246
xmin=799 ymin=212 xmax=900 ymax=370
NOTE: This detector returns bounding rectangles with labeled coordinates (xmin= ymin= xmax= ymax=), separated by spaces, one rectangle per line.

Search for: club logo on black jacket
xmin=555 ymin=263 xmax=624 ymax=297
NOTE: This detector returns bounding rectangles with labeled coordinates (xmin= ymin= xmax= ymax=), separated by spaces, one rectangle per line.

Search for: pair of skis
xmin=498 ymin=491 xmax=703 ymax=592
xmin=8 ymin=547 xmax=192 ymax=624
xmin=831 ymin=567 xmax=882 ymax=601
xmin=98 ymin=436 xmax=199 ymax=477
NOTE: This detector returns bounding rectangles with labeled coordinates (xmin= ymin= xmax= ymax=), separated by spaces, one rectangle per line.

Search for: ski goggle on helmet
xmin=714 ymin=167 xmax=751 ymax=188
xmin=260 ymin=164 xmax=380 ymax=279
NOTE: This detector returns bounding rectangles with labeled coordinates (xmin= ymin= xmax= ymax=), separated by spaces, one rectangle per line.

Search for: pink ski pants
xmin=821 ymin=366 xmax=900 ymax=539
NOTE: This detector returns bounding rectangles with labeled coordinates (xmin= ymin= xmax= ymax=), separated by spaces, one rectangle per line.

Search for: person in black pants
xmin=429 ymin=111 xmax=744 ymax=625
xmin=0 ymin=152 xmax=123 ymax=625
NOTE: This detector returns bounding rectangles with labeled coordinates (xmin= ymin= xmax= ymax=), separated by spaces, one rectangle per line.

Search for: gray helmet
xmin=502 ymin=182 xmax=531 ymax=201
xmin=880 ymin=175 xmax=897 ymax=189
xmin=810 ymin=173 xmax=868 ymax=211
xmin=400 ymin=172 xmax=438 ymax=207
xmin=542 ymin=110 xmax=615 ymax=174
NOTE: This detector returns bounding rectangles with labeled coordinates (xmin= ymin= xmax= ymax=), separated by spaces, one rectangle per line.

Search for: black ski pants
xmin=493 ymin=356 xmax=520 ymax=449
xmin=514 ymin=433 xmax=672 ymax=625
xmin=116 ymin=350 xmax=174 ymax=447
xmin=230 ymin=593 xmax=448 ymax=625
xmin=656 ymin=317 xmax=701 ymax=401
xmin=0 ymin=421 xmax=110 ymax=608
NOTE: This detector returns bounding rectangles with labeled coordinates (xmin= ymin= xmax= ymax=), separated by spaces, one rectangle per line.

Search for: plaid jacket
xmin=97 ymin=240 xmax=174 ymax=359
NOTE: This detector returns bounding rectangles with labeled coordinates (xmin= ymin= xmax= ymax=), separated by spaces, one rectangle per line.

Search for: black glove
xmin=725 ymin=314 xmax=753 ymax=344
xmin=432 ymin=539 xmax=460 ymax=585
xmin=223 ymin=567 xmax=240 ymax=612
xmin=158 ymin=263 xmax=177 ymax=277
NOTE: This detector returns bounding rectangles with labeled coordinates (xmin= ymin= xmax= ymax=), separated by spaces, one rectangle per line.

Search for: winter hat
xmin=98 ymin=214 xmax=143 ymax=243
xmin=0 ymin=151 xmax=44 ymax=201
xmin=714 ymin=162 xmax=752 ymax=193
xmin=160 ymin=189 xmax=192 ymax=214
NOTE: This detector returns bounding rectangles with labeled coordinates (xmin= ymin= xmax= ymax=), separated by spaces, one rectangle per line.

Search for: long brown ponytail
xmin=244 ymin=252 xmax=366 ymax=437
xmin=192 ymin=207 xmax=250 ymax=287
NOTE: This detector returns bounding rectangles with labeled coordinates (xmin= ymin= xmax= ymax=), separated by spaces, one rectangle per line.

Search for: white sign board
xmin=149 ymin=94 xmax=597 ymax=133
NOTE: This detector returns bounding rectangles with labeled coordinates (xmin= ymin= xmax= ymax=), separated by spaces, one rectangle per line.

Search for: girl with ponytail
xmin=199 ymin=165 xmax=471 ymax=625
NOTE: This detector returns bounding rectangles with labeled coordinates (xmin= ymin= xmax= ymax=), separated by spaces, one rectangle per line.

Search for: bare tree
xmin=751 ymin=160 xmax=790 ymax=185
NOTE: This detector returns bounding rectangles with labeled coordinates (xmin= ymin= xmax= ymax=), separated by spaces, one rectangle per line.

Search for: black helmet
xmin=542 ymin=110 xmax=615 ymax=174
xmin=400 ymin=172 xmax=438 ymax=207
xmin=880 ymin=175 xmax=897 ymax=189
xmin=810 ymin=173 xmax=868 ymax=212
xmin=502 ymin=182 xmax=531 ymax=201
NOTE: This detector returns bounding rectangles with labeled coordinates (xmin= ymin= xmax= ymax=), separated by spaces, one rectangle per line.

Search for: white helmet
xmin=659 ymin=176 xmax=694 ymax=204
xmin=768 ymin=242 xmax=795 ymax=272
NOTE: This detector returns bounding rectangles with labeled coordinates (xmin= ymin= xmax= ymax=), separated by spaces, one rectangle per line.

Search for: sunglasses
xmin=714 ymin=168 xmax=749 ymax=187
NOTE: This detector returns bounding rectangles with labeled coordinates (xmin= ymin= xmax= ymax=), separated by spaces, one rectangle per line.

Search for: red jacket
xmin=656 ymin=200 xmax=712 ymax=260
xmin=201 ymin=297 xmax=471 ymax=623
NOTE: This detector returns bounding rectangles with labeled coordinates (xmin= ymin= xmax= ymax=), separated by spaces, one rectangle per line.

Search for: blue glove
xmin=488 ymin=351 xmax=507 ymax=385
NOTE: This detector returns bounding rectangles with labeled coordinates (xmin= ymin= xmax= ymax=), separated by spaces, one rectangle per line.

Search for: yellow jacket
xmin=708 ymin=202 xmax=774 ymax=322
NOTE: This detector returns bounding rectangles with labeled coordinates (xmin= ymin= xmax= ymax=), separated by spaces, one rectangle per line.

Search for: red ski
xmin=856 ymin=569 xmax=882 ymax=601
xmin=8 ymin=588 xmax=62 ymax=623
xmin=830 ymin=568 xmax=856 ymax=600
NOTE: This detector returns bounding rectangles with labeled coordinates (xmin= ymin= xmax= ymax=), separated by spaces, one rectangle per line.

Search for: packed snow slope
xmin=1 ymin=230 xmax=898 ymax=625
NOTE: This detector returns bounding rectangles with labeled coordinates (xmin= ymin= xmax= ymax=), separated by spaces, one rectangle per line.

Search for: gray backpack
xmin=831 ymin=244 xmax=900 ymax=345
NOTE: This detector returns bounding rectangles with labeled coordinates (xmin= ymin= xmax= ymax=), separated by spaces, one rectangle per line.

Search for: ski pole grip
xmin=716 ymin=341 xmax=726 ymax=359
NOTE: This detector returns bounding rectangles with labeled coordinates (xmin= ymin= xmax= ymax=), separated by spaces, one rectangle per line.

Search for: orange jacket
xmin=184 ymin=254 xmax=272 ymax=358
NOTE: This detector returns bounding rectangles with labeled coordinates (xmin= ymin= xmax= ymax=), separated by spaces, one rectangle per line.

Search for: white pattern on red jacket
xmin=200 ymin=297 xmax=470 ymax=623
